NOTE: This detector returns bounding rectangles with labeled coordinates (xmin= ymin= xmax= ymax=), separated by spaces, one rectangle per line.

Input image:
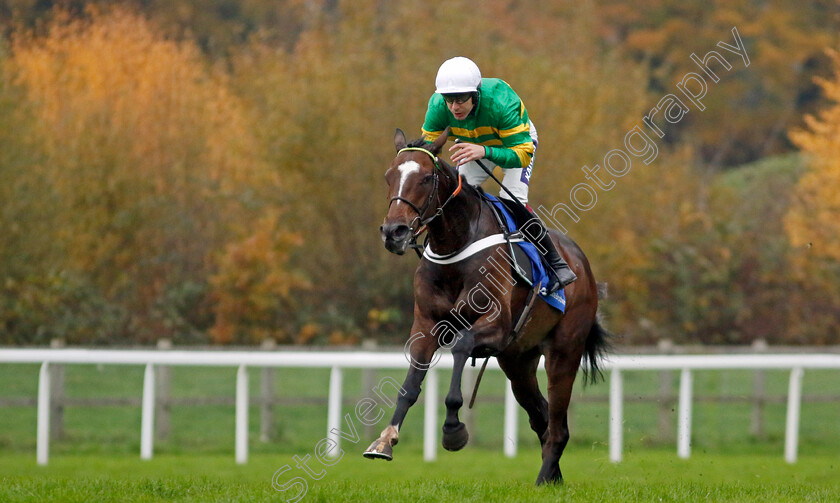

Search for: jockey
xmin=421 ymin=56 xmax=577 ymax=293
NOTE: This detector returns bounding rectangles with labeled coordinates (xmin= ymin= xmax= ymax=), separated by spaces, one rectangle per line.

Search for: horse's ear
xmin=394 ymin=129 xmax=407 ymax=152
xmin=428 ymin=127 xmax=450 ymax=155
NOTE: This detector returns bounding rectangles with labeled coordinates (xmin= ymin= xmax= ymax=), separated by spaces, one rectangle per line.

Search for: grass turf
xmin=1 ymin=448 xmax=838 ymax=502
xmin=2 ymin=362 xmax=840 ymax=501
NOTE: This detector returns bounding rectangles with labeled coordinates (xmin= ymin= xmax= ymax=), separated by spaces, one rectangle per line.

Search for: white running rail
xmin=1 ymin=349 xmax=838 ymax=465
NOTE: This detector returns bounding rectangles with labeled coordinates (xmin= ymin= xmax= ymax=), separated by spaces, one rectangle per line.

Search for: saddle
xmin=477 ymin=189 xmax=567 ymax=314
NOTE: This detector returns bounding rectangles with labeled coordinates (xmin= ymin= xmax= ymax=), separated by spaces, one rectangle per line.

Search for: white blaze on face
xmin=396 ymin=160 xmax=421 ymax=199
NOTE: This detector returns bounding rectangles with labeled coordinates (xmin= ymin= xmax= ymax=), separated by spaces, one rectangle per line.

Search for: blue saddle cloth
xmin=484 ymin=194 xmax=566 ymax=313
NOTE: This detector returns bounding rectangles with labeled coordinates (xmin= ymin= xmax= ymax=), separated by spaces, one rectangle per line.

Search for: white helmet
xmin=435 ymin=57 xmax=482 ymax=94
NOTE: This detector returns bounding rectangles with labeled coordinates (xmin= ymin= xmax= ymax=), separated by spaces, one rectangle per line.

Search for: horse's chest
xmin=421 ymin=272 xmax=511 ymax=326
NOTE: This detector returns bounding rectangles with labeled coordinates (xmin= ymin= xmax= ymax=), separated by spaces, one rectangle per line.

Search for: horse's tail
xmin=581 ymin=315 xmax=613 ymax=385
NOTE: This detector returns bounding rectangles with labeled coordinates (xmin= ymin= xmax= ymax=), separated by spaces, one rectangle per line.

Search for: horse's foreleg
xmin=441 ymin=330 xmax=475 ymax=451
xmin=362 ymin=365 xmax=426 ymax=460
xmin=363 ymin=334 xmax=437 ymax=461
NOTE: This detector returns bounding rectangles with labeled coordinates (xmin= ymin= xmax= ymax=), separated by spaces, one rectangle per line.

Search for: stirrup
xmin=543 ymin=276 xmax=562 ymax=295
xmin=545 ymin=266 xmax=576 ymax=294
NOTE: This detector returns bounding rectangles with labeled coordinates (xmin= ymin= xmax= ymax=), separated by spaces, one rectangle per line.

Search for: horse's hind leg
xmin=497 ymin=347 xmax=549 ymax=446
xmin=536 ymin=333 xmax=586 ymax=485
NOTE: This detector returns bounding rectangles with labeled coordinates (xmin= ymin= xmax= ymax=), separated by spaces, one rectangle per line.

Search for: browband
xmin=397 ymin=147 xmax=440 ymax=169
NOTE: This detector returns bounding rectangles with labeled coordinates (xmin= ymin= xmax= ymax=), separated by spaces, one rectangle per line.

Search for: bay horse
xmin=364 ymin=128 xmax=610 ymax=485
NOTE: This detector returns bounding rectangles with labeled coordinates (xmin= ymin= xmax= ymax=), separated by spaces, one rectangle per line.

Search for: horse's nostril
xmin=391 ymin=225 xmax=410 ymax=241
xmin=382 ymin=223 xmax=411 ymax=243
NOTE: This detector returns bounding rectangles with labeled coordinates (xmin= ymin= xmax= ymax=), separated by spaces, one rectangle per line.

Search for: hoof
xmin=535 ymin=476 xmax=564 ymax=486
xmin=362 ymin=439 xmax=393 ymax=461
xmin=535 ymin=467 xmax=563 ymax=486
xmin=441 ymin=422 xmax=469 ymax=451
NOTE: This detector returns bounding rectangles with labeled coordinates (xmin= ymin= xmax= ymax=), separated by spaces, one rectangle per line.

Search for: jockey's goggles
xmin=442 ymin=93 xmax=472 ymax=105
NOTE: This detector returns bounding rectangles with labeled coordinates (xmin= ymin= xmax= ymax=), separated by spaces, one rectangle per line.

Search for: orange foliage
xmin=786 ymin=49 xmax=840 ymax=261
xmin=209 ymin=212 xmax=308 ymax=344
xmin=4 ymin=6 xmax=300 ymax=342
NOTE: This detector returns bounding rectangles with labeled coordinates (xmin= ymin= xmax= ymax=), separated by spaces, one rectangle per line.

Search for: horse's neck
xmin=426 ymin=191 xmax=487 ymax=255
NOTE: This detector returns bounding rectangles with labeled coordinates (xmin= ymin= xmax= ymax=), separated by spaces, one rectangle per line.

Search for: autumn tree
xmin=783 ymin=48 xmax=840 ymax=343
xmin=209 ymin=211 xmax=308 ymax=344
xmin=0 ymin=40 xmax=57 ymax=344
xmin=787 ymin=49 xmax=840 ymax=260
xmin=595 ymin=0 xmax=837 ymax=167
xmin=4 ymin=7 xmax=300 ymax=343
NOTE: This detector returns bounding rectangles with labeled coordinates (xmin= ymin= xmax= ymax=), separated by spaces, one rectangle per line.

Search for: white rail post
xmin=423 ymin=368 xmax=438 ymax=462
xmin=784 ymin=367 xmax=804 ymax=464
xmin=36 ymin=362 xmax=51 ymax=466
xmin=504 ymin=380 xmax=518 ymax=458
xmin=609 ymin=368 xmax=623 ymax=463
xmin=677 ymin=368 xmax=693 ymax=459
xmin=326 ymin=366 xmax=343 ymax=459
xmin=235 ymin=365 xmax=249 ymax=464
xmin=141 ymin=363 xmax=155 ymax=460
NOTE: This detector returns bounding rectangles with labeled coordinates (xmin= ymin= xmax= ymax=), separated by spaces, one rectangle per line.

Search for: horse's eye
xmin=421 ymin=174 xmax=435 ymax=185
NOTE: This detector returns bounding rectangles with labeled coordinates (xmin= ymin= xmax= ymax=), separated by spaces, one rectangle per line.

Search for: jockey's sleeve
xmin=484 ymin=95 xmax=534 ymax=170
xmin=421 ymin=96 xmax=450 ymax=143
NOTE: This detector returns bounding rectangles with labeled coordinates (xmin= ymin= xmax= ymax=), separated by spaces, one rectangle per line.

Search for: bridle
xmin=388 ymin=147 xmax=463 ymax=241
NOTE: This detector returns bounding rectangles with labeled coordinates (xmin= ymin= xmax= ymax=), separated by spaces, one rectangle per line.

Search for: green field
xmin=1 ymin=449 xmax=838 ymax=502
xmin=1 ymin=362 xmax=839 ymax=501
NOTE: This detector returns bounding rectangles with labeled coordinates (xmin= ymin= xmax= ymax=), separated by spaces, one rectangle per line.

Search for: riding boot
xmin=536 ymin=230 xmax=577 ymax=293
xmin=500 ymin=197 xmax=577 ymax=293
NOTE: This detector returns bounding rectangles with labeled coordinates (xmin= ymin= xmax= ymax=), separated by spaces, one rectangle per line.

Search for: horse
xmin=364 ymin=128 xmax=610 ymax=485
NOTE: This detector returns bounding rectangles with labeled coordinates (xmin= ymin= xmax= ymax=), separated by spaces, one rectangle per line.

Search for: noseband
xmin=388 ymin=147 xmax=462 ymax=237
